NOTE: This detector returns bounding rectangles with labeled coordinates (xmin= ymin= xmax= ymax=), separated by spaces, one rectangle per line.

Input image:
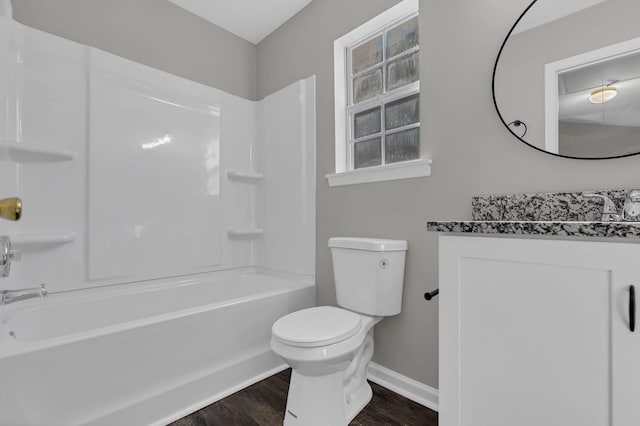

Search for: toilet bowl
xmin=270 ymin=237 xmax=407 ymax=426
xmin=271 ymin=306 xmax=381 ymax=425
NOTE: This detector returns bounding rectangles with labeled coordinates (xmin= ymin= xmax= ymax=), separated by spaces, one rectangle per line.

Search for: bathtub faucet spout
xmin=1 ymin=284 xmax=47 ymax=305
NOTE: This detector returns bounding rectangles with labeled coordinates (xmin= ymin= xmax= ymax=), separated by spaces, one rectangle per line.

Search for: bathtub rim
xmin=0 ymin=267 xmax=314 ymax=360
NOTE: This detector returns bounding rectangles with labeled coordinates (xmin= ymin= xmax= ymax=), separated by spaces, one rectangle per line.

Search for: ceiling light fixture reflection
xmin=589 ymin=87 xmax=618 ymax=104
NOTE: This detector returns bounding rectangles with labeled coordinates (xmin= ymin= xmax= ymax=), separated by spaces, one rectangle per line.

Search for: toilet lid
xmin=272 ymin=306 xmax=362 ymax=348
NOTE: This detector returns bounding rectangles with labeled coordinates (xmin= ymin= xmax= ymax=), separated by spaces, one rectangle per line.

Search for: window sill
xmin=326 ymin=159 xmax=432 ymax=187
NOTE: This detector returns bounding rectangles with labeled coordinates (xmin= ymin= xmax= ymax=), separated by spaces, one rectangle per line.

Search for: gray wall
xmin=11 ymin=0 xmax=258 ymax=100
xmin=258 ymin=0 xmax=640 ymax=389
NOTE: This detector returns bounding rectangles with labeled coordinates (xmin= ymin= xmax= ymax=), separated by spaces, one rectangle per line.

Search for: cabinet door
xmin=439 ymin=236 xmax=640 ymax=426
xmin=612 ymin=263 xmax=640 ymax=425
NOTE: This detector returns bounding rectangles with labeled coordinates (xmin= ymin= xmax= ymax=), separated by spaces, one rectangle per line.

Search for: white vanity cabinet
xmin=439 ymin=235 xmax=640 ymax=426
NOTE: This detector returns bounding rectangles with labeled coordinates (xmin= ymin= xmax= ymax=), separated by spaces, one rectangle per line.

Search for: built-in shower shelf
xmin=226 ymin=228 xmax=264 ymax=238
xmin=11 ymin=232 xmax=77 ymax=249
xmin=0 ymin=141 xmax=77 ymax=163
xmin=226 ymin=171 xmax=264 ymax=183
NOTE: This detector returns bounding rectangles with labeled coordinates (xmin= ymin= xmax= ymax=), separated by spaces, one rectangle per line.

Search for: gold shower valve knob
xmin=0 ymin=197 xmax=22 ymax=221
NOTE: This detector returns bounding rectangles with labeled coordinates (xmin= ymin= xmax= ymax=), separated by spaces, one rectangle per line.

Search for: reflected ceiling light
xmin=589 ymin=87 xmax=618 ymax=104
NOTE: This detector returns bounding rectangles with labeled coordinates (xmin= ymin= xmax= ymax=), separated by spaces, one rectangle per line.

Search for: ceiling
xmin=167 ymin=0 xmax=315 ymax=44
xmin=514 ymin=0 xmax=607 ymax=34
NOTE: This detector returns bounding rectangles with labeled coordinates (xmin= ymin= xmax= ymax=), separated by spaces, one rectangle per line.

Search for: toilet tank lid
xmin=328 ymin=237 xmax=407 ymax=252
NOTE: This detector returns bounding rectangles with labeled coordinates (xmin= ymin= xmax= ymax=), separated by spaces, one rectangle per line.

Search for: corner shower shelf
xmin=0 ymin=141 xmax=77 ymax=163
xmin=226 ymin=228 xmax=264 ymax=238
xmin=226 ymin=171 xmax=264 ymax=183
xmin=11 ymin=232 xmax=77 ymax=249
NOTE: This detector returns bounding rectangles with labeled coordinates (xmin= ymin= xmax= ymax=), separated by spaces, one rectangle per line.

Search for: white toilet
xmin=271 ymin=237 xmax=407 ymax=426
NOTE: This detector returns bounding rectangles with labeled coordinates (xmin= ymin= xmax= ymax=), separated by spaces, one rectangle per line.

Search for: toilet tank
xmin=329 ymin=237 xmax=407 ymax=316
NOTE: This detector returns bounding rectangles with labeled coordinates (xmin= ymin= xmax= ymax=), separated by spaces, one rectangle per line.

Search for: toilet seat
xmin=272 ymin=306 xmax=362 ymax=348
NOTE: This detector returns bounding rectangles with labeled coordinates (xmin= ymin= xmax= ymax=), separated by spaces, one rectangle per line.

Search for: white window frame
xmin=328 ymin=0 xmax=431 ymax=187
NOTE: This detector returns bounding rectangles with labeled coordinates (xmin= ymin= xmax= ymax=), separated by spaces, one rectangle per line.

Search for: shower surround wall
xmin=256 ymin=79 xmax=316 ymax=275
xmin=0 ymin=17 xmax=315 ymax=293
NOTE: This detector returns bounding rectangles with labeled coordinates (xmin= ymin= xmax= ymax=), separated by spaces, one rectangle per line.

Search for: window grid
xmin=349 ymin=44 xmax=420 ymax=95
xmin=346 ymin=14 xmax=419 ymax=171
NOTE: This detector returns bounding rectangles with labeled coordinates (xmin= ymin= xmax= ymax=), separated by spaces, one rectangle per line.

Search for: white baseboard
xmin=367 ymin=362 xmax=439 ymax=412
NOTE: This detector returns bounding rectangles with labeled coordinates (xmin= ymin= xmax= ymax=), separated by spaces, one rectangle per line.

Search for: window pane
xmin=352 ymin=35 xmax=383 ymax=74
xmin=354 ymin=138 xmax=382 ymax=169
xmin=387 ymin=51 xmax=419 ymax=91
xmin=353 ymin=67 xmax=382 ymax=104
xmin=386 ymin=16 xmax=419 ymax=58
xmin=385 ymin=94 xmax=420 ymax=130
xmin=385 ymin=128 xmax=420 ymax=164
xmin=354 ymin=107 xmax=381 ymax=139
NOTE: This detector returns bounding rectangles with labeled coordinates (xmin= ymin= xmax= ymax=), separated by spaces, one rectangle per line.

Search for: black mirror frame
xmin=491 ymin=0 xmax=640 ymax=160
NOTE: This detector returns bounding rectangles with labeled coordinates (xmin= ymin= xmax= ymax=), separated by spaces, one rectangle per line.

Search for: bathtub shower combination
xmin=0 ymin=9 xmax=316 ymax=426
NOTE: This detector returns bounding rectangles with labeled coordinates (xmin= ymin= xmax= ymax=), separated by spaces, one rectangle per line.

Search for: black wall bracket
xmin=424 ymin=289 xmax=439 ymax=301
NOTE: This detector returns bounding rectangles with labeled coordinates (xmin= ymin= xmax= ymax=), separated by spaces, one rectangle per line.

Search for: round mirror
xmin=493 ymin=0 xmax=640 ymax=159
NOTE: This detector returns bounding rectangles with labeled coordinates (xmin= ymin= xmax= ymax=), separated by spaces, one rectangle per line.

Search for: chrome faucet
xmin=1 ymin=236 xmax=21 ymax=277
xmin=1 ymin=283 xmax=47 ymax=305
xmin=583 ymin=192 xmax=621 ymax=221
xmin=583 ymin=190 xmax=640 ymax=222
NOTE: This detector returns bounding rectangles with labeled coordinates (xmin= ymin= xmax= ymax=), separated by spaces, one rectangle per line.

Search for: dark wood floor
xmin=171 ymin=369 xmax=437 ymax=426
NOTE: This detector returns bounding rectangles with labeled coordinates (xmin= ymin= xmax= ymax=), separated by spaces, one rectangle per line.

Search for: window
xmin=349 ymin=16 xmax=419 ymax=169
xmin=329 ymin=0 xmax=430 ymax=187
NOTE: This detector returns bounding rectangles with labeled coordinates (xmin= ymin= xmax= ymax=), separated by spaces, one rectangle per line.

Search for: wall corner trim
xmin=367 ymin=361 xmax=439 ymax=412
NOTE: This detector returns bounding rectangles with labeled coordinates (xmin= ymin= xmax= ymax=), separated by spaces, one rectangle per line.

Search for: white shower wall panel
xmin=0 ymin=18 xmax=261 ymax=292
xmin=0 ymin=17 xmax=315 ymax=292
xmin=0 ymin=20 xmax=88 ymax=292
xmin=18 ymin=30 xmax=86 ymax=251
xmin=256 ymin=77 xmax=316 ymax=277
xmin=88 ymin=52 xmax=223 ymax=281
xmin=0 ymin=21 xmax=19 ymax=212
xmin=220 ymin=97 xmax=261 ymax=266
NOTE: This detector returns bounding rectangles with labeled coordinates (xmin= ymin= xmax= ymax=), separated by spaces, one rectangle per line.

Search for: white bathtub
xmin=0 ymin=269 xmax=315 ymax=425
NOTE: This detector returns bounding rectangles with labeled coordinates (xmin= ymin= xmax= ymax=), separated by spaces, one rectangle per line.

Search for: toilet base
xmin=283 ymin=330 xmax=375 ymax=426
xmin=283 ymin=371 xmax=373 ymax=426
xmin=345 ymin=378 xmax=373 ymax=423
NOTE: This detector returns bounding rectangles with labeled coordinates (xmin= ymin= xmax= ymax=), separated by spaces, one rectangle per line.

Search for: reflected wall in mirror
xmin=494 ymin=0 xmax=640 ymax=159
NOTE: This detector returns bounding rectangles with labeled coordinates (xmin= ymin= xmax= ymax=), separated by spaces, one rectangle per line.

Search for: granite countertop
xmin=427 ymin=189 xmax=640 ymax=239
xmin=426 ymin=220 xmax=640 ymax=239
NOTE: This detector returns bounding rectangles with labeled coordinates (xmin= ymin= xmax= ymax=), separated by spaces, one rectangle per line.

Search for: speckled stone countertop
xmin=426 ymin=220 xmax=640 ymax=239
xmin=428 ymin=189 xmax=640 ymax=239
xmin=471 ymin=190 xmax=628 ymax=221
